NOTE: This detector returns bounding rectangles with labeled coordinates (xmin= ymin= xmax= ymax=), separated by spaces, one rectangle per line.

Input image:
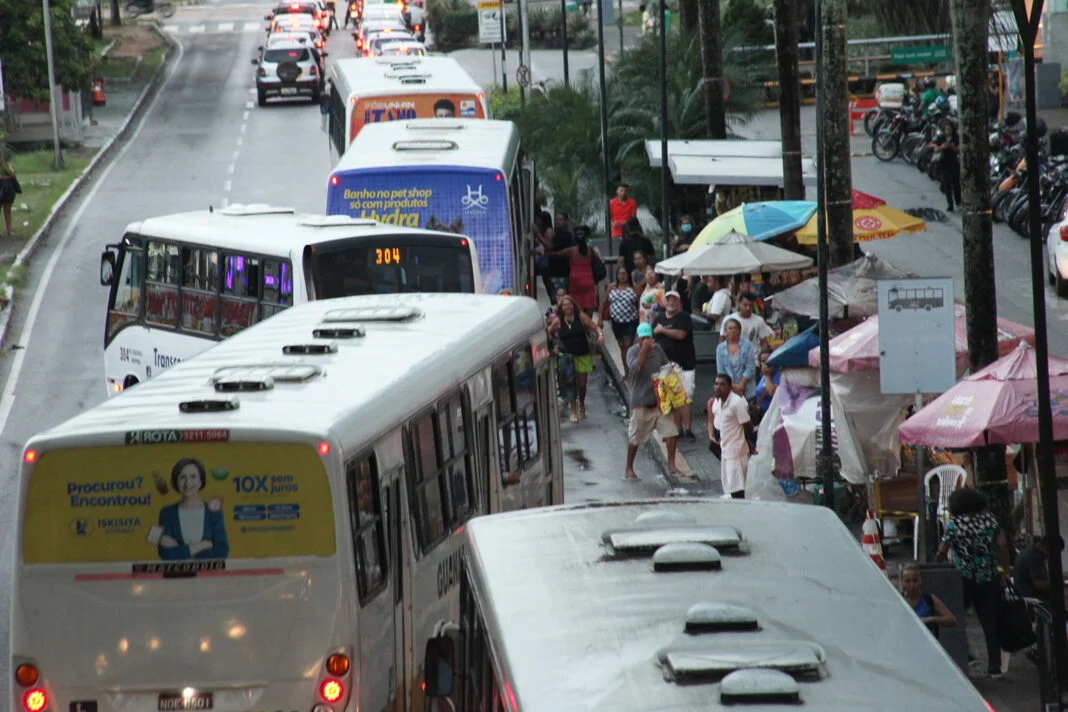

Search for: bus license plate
xmin=158 ymin=692 xmax=214 ymax=711
xmin=280 ymin=87 xmax=298 ymax=95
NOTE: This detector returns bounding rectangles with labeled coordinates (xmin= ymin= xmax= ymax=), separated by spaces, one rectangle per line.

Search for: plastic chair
xmin=913 ymin=465 xmax=967 ymax=559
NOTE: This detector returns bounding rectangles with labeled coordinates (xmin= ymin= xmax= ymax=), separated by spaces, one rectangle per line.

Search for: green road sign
xmin=891 ymin=45 xmax=951 ymax=66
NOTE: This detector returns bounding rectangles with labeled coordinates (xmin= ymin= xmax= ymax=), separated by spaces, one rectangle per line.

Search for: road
xmin=0 ymin=6 xmax=642 ymax=701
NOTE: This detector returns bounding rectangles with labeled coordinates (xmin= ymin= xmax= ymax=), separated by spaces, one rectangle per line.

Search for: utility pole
xmin=658 ymin=0 xmax=670 ymax=249
xmin=110 ymin=0 xmax=121 ymax=25
xmin=42 ymin=0 xmax=65 ymax=170
xmin=596 ymin=0 xmax=611 ymax=247
xmin=1012 ymin=0 xmax=1068 ymax=688
xmin=949 ymin=0 xmax=1010 ymax=532
xmin=821 ymin=0 xmax=851 ymax=266
xmin=517 ymin=0 xmax=526 ymax=106
xmin=774 ymin=0 xmax=804 ymax=199
xmin=560 ymin=0 xmax=570 ymax=87
xmin=499 ymin=0 xmax=508 ymax=93
xmin=617 ymin=0 xmax=623 ymax=52
xmin=697 ymin=0 xmax=725 ymax=139
xmin=813 ymin=0 xmax=833 ymax=509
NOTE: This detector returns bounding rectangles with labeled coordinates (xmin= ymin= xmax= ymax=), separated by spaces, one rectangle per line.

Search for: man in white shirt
xmin=719 ymin=292 xmax=772 ymax=363
xmin=696 ymin=275 xmax=732 ymax=330
xmin=709 ymin=373 xmax=757 ymax=499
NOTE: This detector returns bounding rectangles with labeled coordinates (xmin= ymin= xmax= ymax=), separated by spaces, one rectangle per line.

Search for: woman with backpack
xmin=900 ymin=564 xmax=957 ymax=639
xmin=559 ymin=225 xmax=605 ymax=318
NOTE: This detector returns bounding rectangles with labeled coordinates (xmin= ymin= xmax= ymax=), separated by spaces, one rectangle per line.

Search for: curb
xmin=0 ymin=25 xmax=177 ymax=350
xmin=598 ymin=342 xmax=696 ymax=489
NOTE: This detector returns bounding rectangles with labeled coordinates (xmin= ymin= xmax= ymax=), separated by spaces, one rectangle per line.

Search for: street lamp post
xmin=596 ymin=0 xmax=611 ymax=250
xmin=657 ymin=0 xmax=669 ymax=254
xmin=1012 ymin=0 xmax=1068 ymax=690
xmin=813 ymin=0 xmax=833 ymax=508
xmin=560 ymin=0 xmax=570 ymax=87
xmin=42 ymin=0 xmax=65 ymax=170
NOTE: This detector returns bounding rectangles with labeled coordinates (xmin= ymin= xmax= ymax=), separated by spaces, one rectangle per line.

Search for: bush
xmin=489 ymin=87 xmax=523 ymax=121
xmin=441 ymin=9 xmax=478 ymax=49
xmin=426 ymin=0 xmax=469 ymax=46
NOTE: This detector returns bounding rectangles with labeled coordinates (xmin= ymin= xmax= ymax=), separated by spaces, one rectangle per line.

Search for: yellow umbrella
xmin=794 ymin=190 xmax=926 ymax=244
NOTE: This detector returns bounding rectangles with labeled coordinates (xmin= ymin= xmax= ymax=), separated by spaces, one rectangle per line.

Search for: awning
xmin=667 ymin=154 xmax=818 ymax=187
xmin=644 ymin=139 xmax=786 ymax=168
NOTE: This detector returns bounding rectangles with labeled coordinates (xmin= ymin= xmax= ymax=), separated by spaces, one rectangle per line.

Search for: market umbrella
xmin=767 ymin=324 xmax=819 ymax=368
xmin=794 ymin=190 xmax=927 ymax=244
xmin=691 ymin=201 xmax=817 ymax=246
xmin=898 ymin=341 xmax=1068 ymax=447
xmin=769 ymin=253 xmax=914 ymax=319
xmin=655 ymin=230 xmax=813 ymax=277
xmin=807 ymin=303 xmax=1035 ymax=374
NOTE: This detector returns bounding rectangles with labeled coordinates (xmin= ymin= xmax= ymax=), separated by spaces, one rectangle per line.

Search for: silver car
xmin=252 ymin=39 xmax=325 ymax=106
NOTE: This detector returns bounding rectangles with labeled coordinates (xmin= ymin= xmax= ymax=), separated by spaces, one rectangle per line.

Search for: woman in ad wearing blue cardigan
xmin=157 ymin=458 xmax=230 ymax=560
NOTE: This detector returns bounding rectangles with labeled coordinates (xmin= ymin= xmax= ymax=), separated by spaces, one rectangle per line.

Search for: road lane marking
xmin=243 ymin=110 xmax=250 ymax=121
xmin=236 ymin=137 xmax=243 ymax=147
xmin=187 ymin=24 xmax=206 ymax=33
xmin=216 ymin=22 xmax=235 ymax=32
xmin=162 ymin=24 xmax=180 ymax=34
xmin=244 ymin=21 xmax=262 ymax=32
xmin=0 ymin=40 xmax=186 ymax=437
xmin=228 ymin=164 xmax=236 ymax=175
xmin=231 ymin=149 xmax=240 ymax=161
xmin=224 ymin=180 xmax=232 ymax=192
xmin=245 ymin=101 xmax=253 ymax=110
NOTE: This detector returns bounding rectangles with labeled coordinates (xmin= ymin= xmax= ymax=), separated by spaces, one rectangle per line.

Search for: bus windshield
xmin=328 ymin=168 xmax=511 ymax=294
xmin=22 ymin=442 xmax=336 ymax=564
xmin=308 ymin=237 xmax=476 ymax=296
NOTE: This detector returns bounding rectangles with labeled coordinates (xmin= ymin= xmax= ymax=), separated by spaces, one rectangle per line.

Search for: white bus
xmin=422 ymin=499 xmax=995 ymax=711
xmin=12 ymin=293 xmax=563 ymax=712
xmin=327 ymin=119 xmax=535 ymax=297
xmin=325 ymin=56 xmax=487 ymax=166
xmin=99 ymin=204 xmax=480 ymax=396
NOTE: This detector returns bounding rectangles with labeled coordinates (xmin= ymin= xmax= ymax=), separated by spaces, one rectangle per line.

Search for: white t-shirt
xmin=720 ymin=311 xmax=773 ymax=358
xmin=706 ymin=288 xmax=732 ymax=323
xmin=178 ymin=504 xmax=206 ymax=544
xmin=712 ymin=392 xmax=751 ymax=460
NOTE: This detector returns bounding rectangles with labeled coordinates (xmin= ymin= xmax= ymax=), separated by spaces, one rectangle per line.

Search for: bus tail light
xmin=15 ymin=664 xmax=39 ymax=687
xmin=326 ymin=654 xmax=350 ymax=676
xmin=319 ymin=680 xmax=343 ymax=703
xmin=330 ymin=176 xmax=339 ymax=186
xmin=1060 ymin=224 xmax=1068 ymax=242
xmin=318 ymin=441 xmax=331 ymax=456
xmin=23 ymin=689 xmax=47 ymax=712
xmin=23 ymin=449 xmax=38 ymax=464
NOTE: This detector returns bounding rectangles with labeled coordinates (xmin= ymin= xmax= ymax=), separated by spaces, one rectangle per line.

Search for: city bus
xmin=419 ymin=499 xmax=995 ymax=711
xmin=99 ymin=204 xmax=480 ymax=396
xmin=327 ymin=119 xmax=535 ymax=296
xmin=11 ymin=293 xmax=563 ymax=712
xmin=325 ymin=55 xmax=487 ymax=165
xmin=887 ymin=286 xmax=946 ymax=312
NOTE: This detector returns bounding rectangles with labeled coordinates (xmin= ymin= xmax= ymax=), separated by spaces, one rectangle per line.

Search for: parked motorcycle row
xmin=867 ymin=92 xmax=1065 ymax=240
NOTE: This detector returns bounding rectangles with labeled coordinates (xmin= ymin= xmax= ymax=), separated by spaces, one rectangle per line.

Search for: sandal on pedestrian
xmin=622 ymin=475 xmax=641 ymax=481
xmin=580 ymin=407 xmax=588 ymax=420
xmin=569 ymin=414 xmax=579 ymax=424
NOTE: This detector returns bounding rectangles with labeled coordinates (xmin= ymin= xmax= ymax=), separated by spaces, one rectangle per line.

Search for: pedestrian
xmin=543 ymin=210 xmax=575 ymax=297
xmin=601 ymin=266 xmax=640 ymax=378
xmin=639 ymin=267 xmax=665 ymax=324
xmin=610 ymin=182 xmax=638 ymax=241
xmin=936 ymin=121 xmax=961 ymax=212
xmin=559 ymin=225 xmax=602 ymax=317
xmin=700 ymin=275 xmax=733 ymax=331
xmin=533 ymin=210 xmax=557 ymax=300
xmin=619 ymin=218 xmax=655 ymax=273
xmin=631 ymin=250 xmax=650 ymax=293
xmin=0 ymin=152 xmax=20 ymax=237
xmin=988 ymin=71 xmax=1001 ymax=120
xmin=549 ymin=294 xmax=603 ymax=423
xmin=754 ymin=347 xmax=781 ymax=421
xmin=1014 ymin=534 xmax=1063 ymax=601
xmin=900 ymin=564 xmax=957 ymax=639
xmin=671 ymin=214 xmax=697 ymax=255
xmin=654 ymin=290 xmax=696 ymax=440
xmin=920 ymin=77 xmax=944 ymax=117
xmin=708 ymin=373 xmax=756 ymax=499
xmin=719 ymin=292 xmax=772 ymax=365
xmin=325 ymin=0 xmax=339 ymax=29
xmin=716 ymin=318 xmax=756 ymax=401
xmin=936 ymin=487 xmax=1013 ymax=678
xmin=624 ymin=322 xmax=679 ymax=480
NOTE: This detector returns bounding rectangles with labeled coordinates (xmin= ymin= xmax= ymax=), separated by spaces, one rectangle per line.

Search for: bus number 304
xmin=375 ymin=247 xmax=402 ymax=265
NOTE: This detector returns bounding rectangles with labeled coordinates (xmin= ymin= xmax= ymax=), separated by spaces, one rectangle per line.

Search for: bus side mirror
xmin=423 ymin=637 xmax=454 ymax=698
xmin=100 ymin=250 xmax=116 ymax=287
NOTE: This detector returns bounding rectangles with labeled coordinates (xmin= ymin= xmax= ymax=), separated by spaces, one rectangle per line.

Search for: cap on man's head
xmin=665 ymin=290 xmax=681 ymax=300
xmin=637 ymin=323 xmax=654 ymax=338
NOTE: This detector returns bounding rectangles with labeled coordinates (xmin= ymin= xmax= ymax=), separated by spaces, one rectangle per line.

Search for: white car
xmin=364 ymin=29 xmax=416 ymax=56
xmin=378 ymin=39 xmax=425 ymax=56
xmin=1047 ymin=216 xmax=1068 ymax=297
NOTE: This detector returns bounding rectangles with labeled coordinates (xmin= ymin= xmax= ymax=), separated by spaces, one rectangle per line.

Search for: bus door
xmin=520 ymin=157 xmax=536 ymax=296
xmin=472 ymin=404 xmax=498 ymax=513
xmin=383 ymin=473 xmax=409 ymax=711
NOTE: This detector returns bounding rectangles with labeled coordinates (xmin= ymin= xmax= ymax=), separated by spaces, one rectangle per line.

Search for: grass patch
xmin=3 ymin=265 xmax=27 ymax=288
xmin=8 ymin=149 xmax=96 ymax=243
xmin=621 ymin=9 xmax=641 ymax=25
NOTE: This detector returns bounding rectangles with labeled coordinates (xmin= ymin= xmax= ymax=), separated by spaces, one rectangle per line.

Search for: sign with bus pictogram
xmin=877 ymin=278 xmax=956 ymax=395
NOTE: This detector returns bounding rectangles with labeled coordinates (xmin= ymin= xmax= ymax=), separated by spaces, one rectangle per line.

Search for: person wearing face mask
xmin=672 ymin=215 xmax=697 ymax=255
xmin=654 ymin=291 xmax=697 ymax=441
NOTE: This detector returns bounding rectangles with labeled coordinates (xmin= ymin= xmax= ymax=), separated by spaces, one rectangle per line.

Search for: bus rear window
xmin=310 ymin=240 xmax=475 ymax=296
xmin=22 ymin=443 xmax=336 ymax=564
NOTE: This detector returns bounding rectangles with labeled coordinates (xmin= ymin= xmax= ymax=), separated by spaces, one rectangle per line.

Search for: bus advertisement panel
xmin=351 ymin=92 xmax=486 ymax=140
xmin=328 ymin=167 xmax=513 ymax=294
xmin=22 ymin=441 xmax=336 ymax=564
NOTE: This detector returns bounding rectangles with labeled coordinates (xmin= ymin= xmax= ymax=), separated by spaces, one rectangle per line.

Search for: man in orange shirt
xmin=610 ymin=183 xmax=638 ymax=239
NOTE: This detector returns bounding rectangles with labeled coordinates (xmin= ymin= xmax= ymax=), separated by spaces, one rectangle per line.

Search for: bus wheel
xmin=123 ymin=375 xmax=140 ymax=390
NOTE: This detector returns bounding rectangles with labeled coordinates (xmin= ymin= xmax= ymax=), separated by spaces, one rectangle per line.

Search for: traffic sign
xmin=478 ymin=1 xmax=503 ymax=44
xmin=516 ymin=64 xmax=530 ymax=87
xmin=890 ymin=45 xmax=951 ymax=66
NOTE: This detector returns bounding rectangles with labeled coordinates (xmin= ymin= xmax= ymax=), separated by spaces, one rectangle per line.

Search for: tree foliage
xmin=0 ymin=0 xmax=95 ymax=101
xmin=722 ymin=0 xmax=773 ymax=47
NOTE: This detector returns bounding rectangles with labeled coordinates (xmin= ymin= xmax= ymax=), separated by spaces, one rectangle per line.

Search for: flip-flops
xmin=622 ymin=475 xmax=641 ymax=481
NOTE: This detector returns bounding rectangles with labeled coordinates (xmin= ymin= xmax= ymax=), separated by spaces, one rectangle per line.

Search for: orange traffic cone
xmin=862 ymin=510 xmax=887 ymax=574
xmin=92 ymin=77 xmax=105 ymax=107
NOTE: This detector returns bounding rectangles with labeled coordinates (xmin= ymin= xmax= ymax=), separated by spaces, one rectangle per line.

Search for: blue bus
xmin=327 ymin=118 xmax=535 ymax=296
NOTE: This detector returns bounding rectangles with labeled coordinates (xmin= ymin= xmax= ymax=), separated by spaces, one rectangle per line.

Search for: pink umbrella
xmin=898 ymin=341 xmax=1068 ymax=448
xmin=807 ymin=304 xmax=1035 ymax=373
